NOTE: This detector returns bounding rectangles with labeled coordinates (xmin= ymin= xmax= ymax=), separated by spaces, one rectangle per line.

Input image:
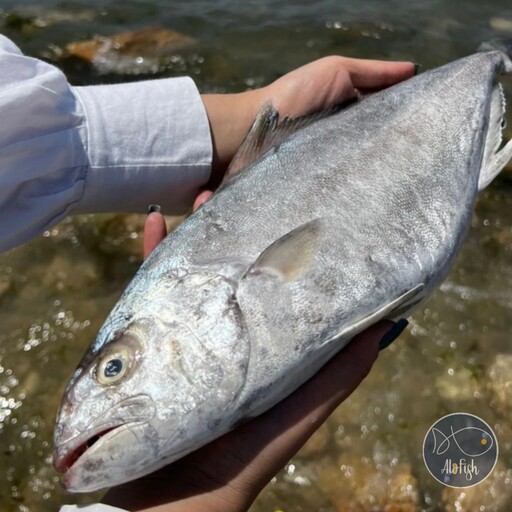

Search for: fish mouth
xmin=53 ymin=394 xmax=156 ymax=477
xmin=54 ymin=423 xmax=132 ymax=474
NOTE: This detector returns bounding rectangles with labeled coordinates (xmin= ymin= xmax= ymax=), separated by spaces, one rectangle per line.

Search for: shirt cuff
xmin=73 ymin=76 xmax=212 ymax=215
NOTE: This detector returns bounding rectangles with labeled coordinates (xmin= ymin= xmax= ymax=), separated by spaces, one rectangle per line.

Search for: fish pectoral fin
xmin=243 ymin=219 xmax=323 ymax=282
xmin=479 ymin=83 xmax=512 ymax=191
xmin=224 ymin=101 xmax=354 ymax=181
xmin=321 ymin=283 xmax=425 ymax=347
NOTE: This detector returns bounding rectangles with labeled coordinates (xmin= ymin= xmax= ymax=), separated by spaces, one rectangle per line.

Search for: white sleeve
xmin=60 ymin=505 xmax=127 ymax=512
xmin=0 ymin=34 xmax=212 ymax=253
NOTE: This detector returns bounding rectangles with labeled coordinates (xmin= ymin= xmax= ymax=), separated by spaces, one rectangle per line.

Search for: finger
xmin=268 ymin=56 xmax=415 ymax=118
xmin=341 ymin=57 xmax=416 ymax=89
xmin=143 ymin=212 xmax=167 ymax=260
xmin=192 ymin=190 xmax=213 ymax=212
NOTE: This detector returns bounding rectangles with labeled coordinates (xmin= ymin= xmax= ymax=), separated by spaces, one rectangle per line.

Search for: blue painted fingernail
xmin=379 ymin=319 xmax=409 ymax=351
xmin=148 ymin=204 xmax=161 ymax=214
xmin=414 ymin=63 xmax=421 ymax=76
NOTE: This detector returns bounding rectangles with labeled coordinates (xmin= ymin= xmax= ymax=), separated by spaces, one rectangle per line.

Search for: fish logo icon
xmin=423 ymin=413 xmax=498 ymax=488
xmin=431 ymin=425 xmax=494 ymax=457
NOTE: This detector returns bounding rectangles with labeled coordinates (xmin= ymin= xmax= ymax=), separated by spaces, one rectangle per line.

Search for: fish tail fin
xmin=478 ymin=38 xmax=512 ymax=55
xmin=479 ymin=83 xmax=512 ymax=190
xmin=478 ymin=39 xmax=512 ymax=74
xmin=479 ymin=137 xmax=512 ymax=190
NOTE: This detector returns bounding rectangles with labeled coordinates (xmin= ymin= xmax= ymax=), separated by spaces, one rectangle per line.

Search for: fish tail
xmin=478 ymin=38 xmax=512 ymax=55
xmin=478 ymin=39 xmax=512 ymax=74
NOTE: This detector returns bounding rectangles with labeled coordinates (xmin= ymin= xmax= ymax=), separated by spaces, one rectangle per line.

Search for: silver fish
xmin=53 ymin=47 xmax=512 ymax=492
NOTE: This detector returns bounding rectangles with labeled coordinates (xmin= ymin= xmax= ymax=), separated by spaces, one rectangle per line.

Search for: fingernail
xmin=148 ymin=204 xmax=161 ymax=214
xmin=379 ymin=319 xmax=409 ymax=351
xmin=413 ymin=63 xmax=421 ymax=76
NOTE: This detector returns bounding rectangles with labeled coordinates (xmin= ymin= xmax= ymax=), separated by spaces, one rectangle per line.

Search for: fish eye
xmin=96 ymin=347 xmax=132 ymax=386
xmin=104 ymin=358 xmax=124 ymax=378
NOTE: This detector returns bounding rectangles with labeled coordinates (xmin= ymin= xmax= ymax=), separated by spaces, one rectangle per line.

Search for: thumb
xmin=143 ymin=209 xmax=168 ymax=260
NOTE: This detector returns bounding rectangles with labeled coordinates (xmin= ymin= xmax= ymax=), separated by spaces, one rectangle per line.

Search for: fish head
xmin=53 ymin=269 xmax=249 ymax=492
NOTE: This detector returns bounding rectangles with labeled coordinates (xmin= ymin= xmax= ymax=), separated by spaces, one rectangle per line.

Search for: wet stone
xmin=486 ymin=353 xmax=512 ymax=420
xmin=1 ymin=6 xmax=96 ymax=30
xmin=442 ymin=462 xmax=512 ymax=511
xmin=435 ymin=367 xmax=480 ymax=401
xmin=251 ymin=468 xmax=330 ymax=512
xmin=41 ymin=255 xmax=100 ymax=293
xmin=18 ymin=372 xmax=40 ymax=398
xmin=98 ymin=213 xmax=184 ymax=260
xmin=315 ymin=455 xmax=361 ymax=511
xmin=2 ymin=11 xmax=38 ymax=33
xmin=97 ymin=214 xmax=145 ymax=258
xmin=385 ymin=467 xmax=420 ymax=512
xmin=0 ymin=275 xmax=12 ymax=299
xmin=316 ymin=455 xmax=419 ymax=512
xmin=490 ymin=17 xmax=512 ymax=33
xmin=65 ymin=26 xmax=196 ymax=75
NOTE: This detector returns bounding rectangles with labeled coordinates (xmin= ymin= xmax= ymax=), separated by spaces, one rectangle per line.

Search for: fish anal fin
xmin=322 ymin=283 xmax=425 ymax=347
xmin=244 ymin=219 xmax=323 ymax=282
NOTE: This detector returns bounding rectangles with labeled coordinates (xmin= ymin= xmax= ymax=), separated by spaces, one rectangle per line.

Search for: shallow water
xmin=1 ymin=1 xmax=512 ymax=511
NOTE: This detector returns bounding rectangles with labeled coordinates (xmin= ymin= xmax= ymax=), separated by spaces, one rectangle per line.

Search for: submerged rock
xmin=96 ymin=213 xmax=184 ymax=260
xmin=435 ymin=366 xmax=480 ymax=401
xmin=2 ymin=11 xmax=39 ymax=33
xmin=487 ymin=353 xmax=512 ymax=420
xmin=490 ymin=17 xmax=512 ymax=33
xmin=65 ymin=26 xmax=196 ymax=75
xmin=385 ymin=470 xmax=420 ymax=512
xmin=316 ymin=455 xmax=419 ymax=512
xmin=2 ymin=6 xmax=95 ymax=30
xmin=41 ymin=255 xmax=99 ymax=293
xmin=442 ymin=462 xmax=512 ymax=511
xmin=0 ymin=275 xmax=12 ymax=300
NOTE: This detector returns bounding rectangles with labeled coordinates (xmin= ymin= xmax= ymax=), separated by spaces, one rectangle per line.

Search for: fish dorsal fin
xmin=244 ymin=219 xmax=322 ymax=282
xmin=479 ymin=83 xmax=512 ymax=190
xmin=224 ymin=101 xmax=352 ymax=181
xmin=225 ymin=103 xmax=279 ymax=180
xmin=321 ymin=283 xmax=425 ymax=347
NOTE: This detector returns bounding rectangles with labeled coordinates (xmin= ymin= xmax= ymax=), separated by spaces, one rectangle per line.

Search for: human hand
xmin=201 ymin=56 xmax=415 ymax=189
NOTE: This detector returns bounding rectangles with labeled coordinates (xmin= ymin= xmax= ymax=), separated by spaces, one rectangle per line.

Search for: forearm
xmin=0 ymin=33 xmax=212 ymax=252
xmin=201 ymin=89 xmax=267 ymax=188
xmin=73 ymin=77 xmax=211 ymax=215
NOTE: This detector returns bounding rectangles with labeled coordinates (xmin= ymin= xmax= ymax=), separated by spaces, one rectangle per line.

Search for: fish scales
xmin=53 ymin=48 xmax=512 ymax=491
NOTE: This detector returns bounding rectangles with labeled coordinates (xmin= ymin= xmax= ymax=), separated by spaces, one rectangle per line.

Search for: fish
xmin=53 ymin=45 xmax=512 ymax=492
